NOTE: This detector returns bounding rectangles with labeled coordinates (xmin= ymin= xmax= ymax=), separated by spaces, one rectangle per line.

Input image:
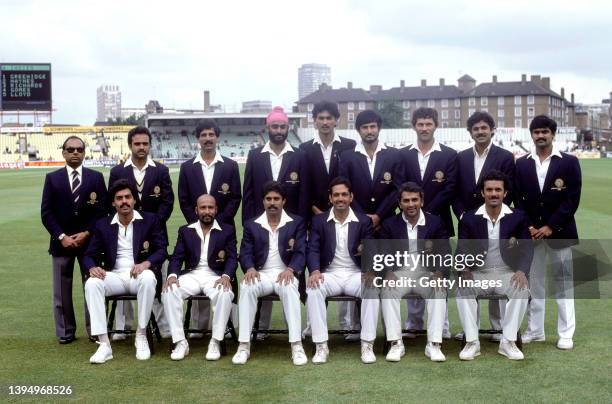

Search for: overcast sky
xmin=1 ymin=0 xmax=610 ymax=124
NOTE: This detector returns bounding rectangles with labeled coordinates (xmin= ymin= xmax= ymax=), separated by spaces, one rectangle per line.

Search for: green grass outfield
xmin=1 ymin=159 xmax=611 ymax=403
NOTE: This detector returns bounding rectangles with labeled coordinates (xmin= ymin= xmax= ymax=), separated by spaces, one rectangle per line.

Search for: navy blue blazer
xmin=178 ymin=155 xmax=241 ymax=225
xmin=41 ymin=166 xmax=108 ymax=257
xmin=400 ymin=143 xmax=458 ymax=236
xmin=514 ymin=152 xmax=581 ymax=248
xmin=338 ymin=146 xmax=402 ymax=220
xmin=242 ymin=146 xmax=309 ymax=222
xmin=299 ymin=136 xmax=356 ymax=213
xmin=306 ymin=210 xmax=373 ymax=273
xmin=168 ymin=221 xmax=238 ymax=278
xmin=457 ymin=207 xmax=533 ymax=275
xmin=239 ymin=213 xmax=307 ymax=276
xmin=82 ymin=211 xmax=168 ymax=273
xmin=453 ymin=144 xmax=515 ymax=218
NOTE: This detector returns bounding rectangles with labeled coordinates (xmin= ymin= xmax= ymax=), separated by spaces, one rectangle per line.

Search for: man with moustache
xmin=232 ymin=181 xmax=308 ymax=365
xmin=108 ymin=126 xmax=174 ymax=340
xmin=515 ymin=115 xmax=581 ymax=350
xmin=41 ymin=136 xmax=108 ymax=344
xmin=161 ymin=194 xmax=237 ymax=361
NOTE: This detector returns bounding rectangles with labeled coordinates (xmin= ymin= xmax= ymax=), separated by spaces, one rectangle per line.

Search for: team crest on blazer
xmin=508 ymin=237 xmax=518 ymax=248
xmin=152 ymin=185 xmax=161 ymax=197
xmin=287 ymin=171 xmax=299 ymax=184
xmin=219 ymin=183 xmax=230 ymax=194
xmin=552 ymin=178 xmax=566 ymax=191
xmin=87 ymin=192 xmax=98 ymax=205
xmin=287 ymin=238 xmax=295 ymax=252
xmin=142 ymin=240 xmax=150 ymax=253
xmin=433 ymin=171 xmax=445 ymax=183
xmin=216 ymin=250 xmax=226 ymax=263
xmin=381 ymin=171 xmax=392 ymax=184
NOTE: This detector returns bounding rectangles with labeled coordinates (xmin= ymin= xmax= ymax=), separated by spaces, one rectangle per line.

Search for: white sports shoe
xmin=90 ymin=342 xmax=113 ymax=364
xmin=425 ymin=342 xmax=446 ymax=362
xmin=498 ymin=340 xmax=524 ymax=360
xmin=111 ymin=333 xmax=128 ymax=341
xmin=312 ymin=343 xmax=329 ymax=364
xmin=134 ymin=334 xmax=151 ymax=360
xmin=206 ymin=339 xmax=221 ymax=361
xmin=291 ymin=343 xmax=308 ymax=366
xmin=557 ymin=338 xmax=574 ymax=350
xmin=521 ymin=332 xmax=545 ymax=343
xmin=459 ymin=340 xmax=481 ymax=361
xmin=232 ymin=343 xmax=250 ymax=365
xmin=361 ymin=341 xmax=376 ymax=364
xmin=170 ymin=340 xmax=189 ymax=360
xmin=385 ymin=341 xmax=405 ymax=362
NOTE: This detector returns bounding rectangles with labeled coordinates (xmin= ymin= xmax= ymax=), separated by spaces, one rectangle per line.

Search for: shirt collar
xmin=110 ymin=210 xmax=143 ymax=225
xmin=327 ymin=207 xmax=359 ymax=225
xmin=124 ymin=157 xmax=156 ymax=169
xmin=527 ymin=144 xmax=563 ymax=161
xmin=313 ymin=133 xmax=341 ymax=146
xmin=472 ymin=142 xmax=492 ymax=158
xmin=354 ymin=141 xmax=386 ymax=158
xmin=409 ymin=140 xmax=442 ymax=155
xmin=475 ymin=203 xmax=513 ymax=223
xmin=402 ymin=210 xmax=426 ymax=229
xmin=188 ymin=219 xmax=222 ymax=240
xmin=194 ymin=152 xmax=224 ymax=166
xmin=254 ymin=209 xmax=293 ymax=232
xmin=66 ymin=165 xmax=83 ymax=177
xmin=261 ymin=141 xmax=294 ymax=157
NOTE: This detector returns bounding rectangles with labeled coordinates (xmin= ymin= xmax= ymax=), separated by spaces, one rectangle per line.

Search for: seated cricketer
xmin=161 ymin=194 xmax=237 ymax=361
xmin=83 ymin=179 xmax=167 ymax=364
xmin=456 ymin=170 xmax=533 ymax=361
xmin=232 ymin=181 xmax=308 ymax=366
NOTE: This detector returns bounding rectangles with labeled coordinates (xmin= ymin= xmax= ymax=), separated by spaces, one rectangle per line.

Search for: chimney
xmin=439 ymin=78 xmax=445 ymax=88
xmin=561 ymin=87 xmax=565 ymax=99
xmin=203 ymin=90 xmax=210 ymax=112
xmin=400 ymin=80 xmax=405 ymax=88
xmin=530 ymin=75 xmax=541 ymax=84
xmin=571 ymin=93 xmax=575 ymax=104
xmin=521 ymin=74 xmax=527 ymax=83
xmin=492 ymin=75 xmax=497 ymax=84
xmin=421 ymin=79 xmax=427 ymax=87
xmin=369 ymin=85 xmax=382 ymax=94
xmin=347 ymin=81 xmax=353 ymax=89
xmin=541 ymin=77 xmax=550 ymax=89
xmin=319 ymin=83 xmax=330 ymax=91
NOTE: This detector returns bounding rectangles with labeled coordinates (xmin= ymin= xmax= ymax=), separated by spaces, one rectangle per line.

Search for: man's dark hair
xmin=328 ymin=176 xmax=352 ymax=194
xmin=128 ymin=126 xmax=152 ymax=145
xmin=61 ymin=136 xmax=85 ymax=150
xmin=467 ymin=111 xmax=496 ymax=132
xmin=262 ymin=180 xmax=287 ymax=200
xmin=195 ymin=119 xmax=221 ymax=138
xmin=312 ymin=101 xmax=340 ymax=120
xmin=529 ymin=115 xmax=557 ymax=134
xmin=411 ymin=107 xmax=439 ymax=126
xmin=109 ymin=178 xmax=137 ymax=200
xmin=479 ymin=169 xmax=508 ymax=192
xmin=398 ymin=181 xmax=424 ymax=201
xmin=355 ymin=110 xmax=382 ymax=130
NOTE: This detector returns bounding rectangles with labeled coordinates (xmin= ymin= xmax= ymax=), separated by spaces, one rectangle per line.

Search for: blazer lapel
xmin=477 ymin=146 xmax=497 ymax=184
xmin=329 ymin=141 xmax=342 ymax=176
xmin=422 ymin=150 xmax=442 ymax=184
xmin=132 ymin=219 xmax=143 ymax=259
xmin=209 ymin=160 xmax=223 ymax=196
xmin=109 ymin=222 xmax=119 ymax=266
xmin=260 ymin=151 xmax=274 ymax=181
xmin=542 ymin=156 xmax=561 ymax=193
xmin=372 ymin=149 xmax=385 ymax=185
xmin=277 ymin=151 xmax=292 ymax=183
xmin=193 ymin=161 xmax=208 ymax=194
xmin=464 ymin=151 xmax=477 ymax=187
xmin=407 ymin=148 xmax=423 ymax=184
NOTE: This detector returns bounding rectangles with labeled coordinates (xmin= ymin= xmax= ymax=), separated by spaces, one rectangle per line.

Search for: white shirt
xmin=313 ymin=133 xmax=341 ymax=173
xmin=473 ymin=143 xmax=492 ymax=183
xmin=254 ymin=210 xmax=293 ymax=273
xmin=354 ymin=141 xmax=387 ymax=179
xmin=409 ymin=141 xmax=442 ymax=180
xmin=111 ymin=210 xmax=143 ymax=272
xmin=66 ymin=165 xmax=83 ymax=192
xmin=327 ymin=208 xmax=361 ymax=272
xmin=528 ymin=146 xmax=563 ymax=192
xmin=261 ymin=141 xmax=294 ymax=181
xmin=402 ymin=210 xmax=426 ymax=254
xmin=194 ymin=152 xmax=224 ymax=193
xmin=124 ymin=157 xmax=156 ymax=198
xmin=475 ymin=203 xmax=513 ymax=270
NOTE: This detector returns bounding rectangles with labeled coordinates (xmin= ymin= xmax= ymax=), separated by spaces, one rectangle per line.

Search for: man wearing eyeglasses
xmin=41 ymin=136 xmax=108 ymax=344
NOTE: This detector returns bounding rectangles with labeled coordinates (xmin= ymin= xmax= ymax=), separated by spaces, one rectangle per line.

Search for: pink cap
xmin=266 ymin=106 xmax=289 ymax=124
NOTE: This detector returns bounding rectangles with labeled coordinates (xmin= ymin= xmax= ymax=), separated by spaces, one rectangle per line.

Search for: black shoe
xmin=88 ymin=336 xmax=98 ymax=343
xmin=58 ymin=336 xmax=76 ymax=344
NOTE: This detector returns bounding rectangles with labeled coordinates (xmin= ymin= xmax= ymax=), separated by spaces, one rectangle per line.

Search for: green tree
xmin=375 ymin=100 xmax=406 ymax=128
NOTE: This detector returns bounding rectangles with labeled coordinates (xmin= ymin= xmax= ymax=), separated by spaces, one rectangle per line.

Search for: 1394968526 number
xmin=7 ymin=385 xmax=73 ymax=395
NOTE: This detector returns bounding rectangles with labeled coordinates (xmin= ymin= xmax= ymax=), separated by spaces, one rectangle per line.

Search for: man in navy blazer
xmin=515 ymin=115 xmax=581 ymax=350
xmin=83 ymin=180 xmax=167 ymax=364
xmin=456 ymin=170 xmax=532 ymax=361
xmin=232 ymin=181 xmax=307 ymax=366
xmin=379 ymin=182 xmax=450 ymax=362
xmin=161 ymin=194 xmax=237 ymax=361
xmin=306 ymin=177 xmax=380 ymax=364
xmin=108 ymin=126 xmax=174 ymax=340
xmin=399 ymin=107 xmax=457 ymax=335
xmin=41 ymin=136 xmax=108 ymax=344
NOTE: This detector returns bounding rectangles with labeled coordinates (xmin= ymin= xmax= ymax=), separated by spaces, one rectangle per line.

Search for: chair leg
xmin=461 ymin=333 xmax=467 ymax=349
xmin=146 ymin=321 xmax=155 ymax=355
xmin=227 ymin=318 xmax=238 ymax=343
xmin=151 ymin=314 xmax=162 ymax=343
xmin=107 ymin=300 xmax=118 ymax=335
xmin=252 ymin=299 xmax=263 ymax=345
xmin=516 ymin=330 xmax=523 ymax=350
xmin=184 ymin=299 xmax=193 ymax=331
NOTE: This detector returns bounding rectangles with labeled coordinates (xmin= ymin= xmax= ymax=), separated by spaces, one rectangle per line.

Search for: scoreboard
xmin=0 ymin=63 xmax=52 ymax=111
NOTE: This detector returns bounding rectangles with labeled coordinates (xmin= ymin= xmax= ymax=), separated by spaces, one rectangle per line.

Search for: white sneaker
xmin=454 ymin=331 xmax=465 ymax=341
xmin=459 ymin=340 xmax=481 ymax=361
xmin=344 ymin=332 xmax=360 ymax=342
xmin=361 ymin=341 xmax=376 ymax=364
xmin=312 ymin=343 xmax=329 ymax=364
xmin=557 ymin=338 xmax=574 ymax=350
xmin=170 ymin=340 xmax=189 ymax=360
xmin=90 ymin=342 xmax=113 ymax=364
xmin=206 ymin=339 xmax=221 ymax=361
xmin=134 ymin=334 xmax=151 ymax=360
xmin=425 ymin=342 xmax=446 ymax=362
xmin=385 ymin=341 xmax=405 ymax=362
xmin=188 ymin=332 xmax=204 ymax=339
xmin=111 ymin=333 xmax=128 ymax=341
xmin=232 ymin=343 xmax=250 ymax=365
xmin=498 ymin=340 xmax=524 ymax=360
xmin=490 ymin=333 xmax=502 ymax=342
xmin=521 ymin=332 xmax=545 ymax=344
xmin=291 ymin=344 xmax=308 ymax=366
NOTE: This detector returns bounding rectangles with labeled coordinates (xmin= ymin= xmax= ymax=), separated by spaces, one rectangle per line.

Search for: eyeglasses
xmin=64 ymin=147 xmax=85 ymax=153
xmin=270 ymin=124 xmax=288 ymax=130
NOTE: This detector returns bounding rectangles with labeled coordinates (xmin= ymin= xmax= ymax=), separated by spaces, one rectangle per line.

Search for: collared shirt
xmin=528 ymin=145 xmax=563 ymax=192
xmin=194 ymin=152 xmax=224 ymax=193
xmin=327 ymin=207 xmax=360 ymax=272
xmin=254 ymin=210 xmax=293 ymax=273
xmin=354 ymin=141 xmax=387 ymax=179
xmin=473 ymin=143 xmax=492 ymax=183
xmin=261 ymin=141 xmax=294 ymax=181
xmin=313 ymin=133 xmax=341 ymax=173
xmin=124 ymin=157 xmax=156 ymax=199
xmin=111 ymin=210 xmax=143 ymax=271
xmin=402 ymin=210 xmax=426 ymax=254
xmin=409 ymin=141 xmax=442 ymax=180
xmin=66 ymin=165 xmax=83 ymax=192
xmin=475 ymin=203 xmax=513 ymax=270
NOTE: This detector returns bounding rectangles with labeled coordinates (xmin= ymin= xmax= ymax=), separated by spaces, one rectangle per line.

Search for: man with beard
xmin=108 ymin=126 xmax=174 ymax=341
xmin=178 ymin=119 xmax=241 ymax=337
xmin=515 ymin=115 xmax=581 ymax=350
xmin=232 ymin=181 xmax=307 ymax=365
xmin=161 ymin=194 xmax=237 ymax=361
xmin=41 ymin=136 xmax=108 ymax=344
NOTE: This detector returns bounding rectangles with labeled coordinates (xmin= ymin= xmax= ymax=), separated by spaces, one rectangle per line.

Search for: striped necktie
xmin=71 ymin=171 xmax=81 ymax=203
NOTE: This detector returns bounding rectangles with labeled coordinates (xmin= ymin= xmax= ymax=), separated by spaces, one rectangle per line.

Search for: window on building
xmin=427 ymin=100 xmax=435 ymax=108
xmin=469 ymin=97 xmax=476 ymax=106
xmin=527 ymin=95 xmax=535 ymax=105
xmin=441 ymin=110 xmax=448 ymax=119
xmin=307 ymin=115 xmax=313 ymax=123
xmin=442 ymin=122 xmax=448 ymax=128
xmin=454 ymin=110 xmax=461 ymax=119
xmin=515 ymin=106 xmax=522 ymax=117
xmin=347 ymin=112 xmax=354 ymax=121
xmin=481 ymin=107 xmax=488 ymax=113
xmin=498 ymin=96 xmax=504 ymax=106
xmin=347 ymin=123 xmax=354 ymax=130
xmin=481 ymin=97 xmax=488 ymax=106
xmin=498 ymin=120 xmax=505 ymax=127
xmin=416 ymin=100 xmax=422 ymax=108
xmin=515 ymin=118 xmax=522 ymax=127
xmin=441 ymin=99 xmax=448 ymax=107
xmin=348 ymin=102 xmax=354 ymax=111
xmin=527 ymin=106 xmax=535 ymax=117
xmin=403 ymin=111 xmax=411 ymax=120
xmin=307 ymin=103 xmax=314 ymax=112
xmin=454 ymin=99 xmax=460 ymax=107
xmin=469 ymin=108 xmax=476 ymax=116
xmin=454 ymin=121 xmax=461 ymax=127
xmin=358 ymin=101 xmax=366 ymax=110
xmin=498 ymin=109 xmax=505 ymax=118
xmin=403 ymin=100 xmax=410 ymax=109
xmin=514 ymin=96 xmax=522 ymax=105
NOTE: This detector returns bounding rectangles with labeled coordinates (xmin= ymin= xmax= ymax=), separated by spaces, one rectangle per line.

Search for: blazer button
xmin=473 ymin=193 xmax=477 ymax=197
xmin=371 ymin=197 xmax=376 ymax=202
